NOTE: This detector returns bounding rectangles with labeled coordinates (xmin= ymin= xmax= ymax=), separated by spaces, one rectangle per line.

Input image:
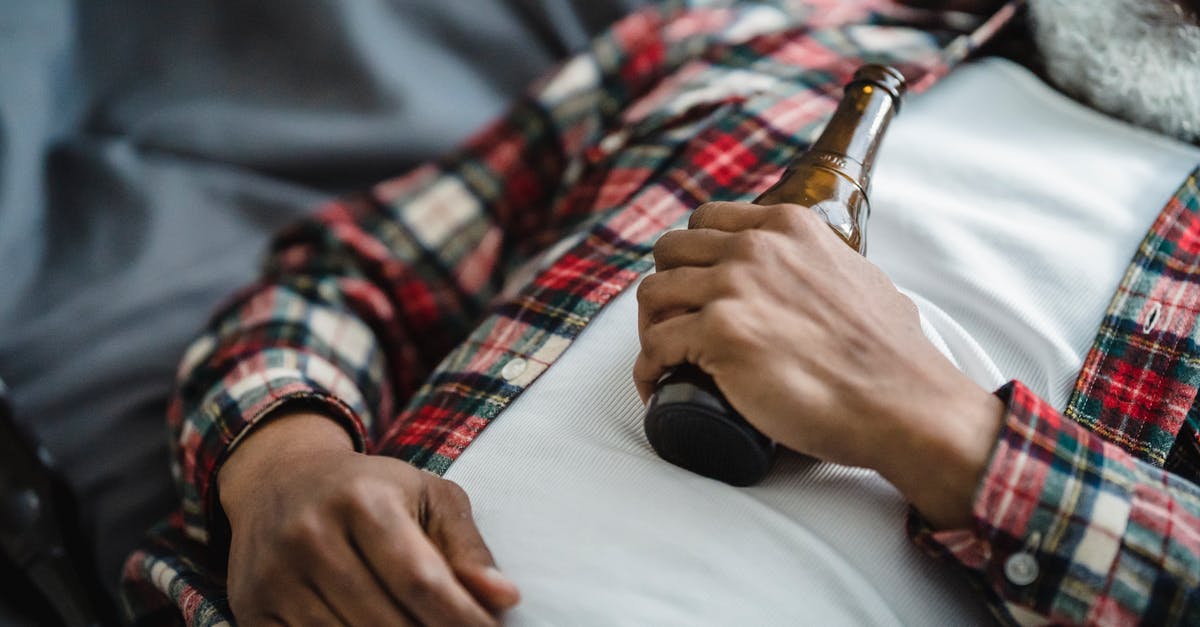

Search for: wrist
xmin=217 ymin=410 xmax=355 ymax=520
xmin=877 ymin=376 xmax=1005 ymax=529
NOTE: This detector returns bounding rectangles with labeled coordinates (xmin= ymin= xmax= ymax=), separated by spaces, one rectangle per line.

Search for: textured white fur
xmin=1028 ymin=0 xmax=1200 ymax=143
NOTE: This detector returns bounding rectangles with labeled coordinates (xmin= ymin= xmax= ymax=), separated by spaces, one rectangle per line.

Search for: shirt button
xmin=1004 ymin=551 xmax=1039 ymax=586
xmin=500 ymin=358 xmax=527 ymax=382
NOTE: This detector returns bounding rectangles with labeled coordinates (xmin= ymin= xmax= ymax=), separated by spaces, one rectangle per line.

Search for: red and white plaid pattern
xmin=122 ymin=2 xmax=1200 ymax=625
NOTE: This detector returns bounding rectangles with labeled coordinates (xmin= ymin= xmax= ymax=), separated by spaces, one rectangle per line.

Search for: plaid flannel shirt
xmin=121 ymin=1 xmax=1200 ymax=625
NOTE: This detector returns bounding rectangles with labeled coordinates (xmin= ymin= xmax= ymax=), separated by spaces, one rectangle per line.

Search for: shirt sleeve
xmin=911 ymin=381 xmax=1200 ymax=626
xmin=162 ymin=1 xmax=744 ymax=557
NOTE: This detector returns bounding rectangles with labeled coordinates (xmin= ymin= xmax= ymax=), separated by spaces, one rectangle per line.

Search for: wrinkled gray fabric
xmin=0 ymin=0 xmax=645 ymax=604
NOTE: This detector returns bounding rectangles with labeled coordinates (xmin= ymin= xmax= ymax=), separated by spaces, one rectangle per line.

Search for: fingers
xmin=636 ymin=268 xmax=723 ymax=332
xmin=349 ymin=483 xmax=498 ymax=627
xmin=687 ymin=201 xmax=823 ymax=241
xmin=425 ymin=480 xmax=521 ymax=613
xmin=226 ymin=515 xmax=361 ymax=627
xmin=688 ymin=201 xmax=773 ymax=232
xmin=653 ymin=228 xmax=729 ymax=270
xmin=657 ymin=204 xmax=806 ymax=273
xmin=308 ymin=539 xmax=417 ymax=626
xmin=634 ymin=311 xmax=705 ymax=402
xmin=225 ymin=448 xmax=509 ymax=627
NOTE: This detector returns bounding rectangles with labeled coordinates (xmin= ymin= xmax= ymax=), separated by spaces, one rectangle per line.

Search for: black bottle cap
xmin=644 ymin=364 xmax=775 ymax=486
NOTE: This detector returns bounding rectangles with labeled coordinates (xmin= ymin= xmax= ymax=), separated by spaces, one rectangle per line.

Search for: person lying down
xmin=122 ymin=0 xmax=1200 ymax=625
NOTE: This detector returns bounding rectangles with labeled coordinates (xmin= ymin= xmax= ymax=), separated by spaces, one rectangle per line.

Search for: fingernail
xmin=484 ymin=566 xmax=514 ymax=586
xmin=484 ymin=566 xmax=521 ymax=607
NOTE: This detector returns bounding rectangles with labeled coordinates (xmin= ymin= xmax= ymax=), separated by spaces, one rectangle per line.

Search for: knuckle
xmin=711 ymin=265 xmax=741 ymax=296
xmin=652 ymin=230 xmax=684 ymax=269
xmin=771 ymin=204 xmax=809 ymax=232
xmin=651 ymin=230 xmax=673 ymax=256
xmin=339 ymin=474 xmax=400 ymax=519
xmin=798 ymin=205 xmax=827 ymax=232
xmin=703 ymin=301 xmax=746 ymax=345
xmin=635 ymin=274 xmax=657 ymax=304
xmin=435 ymin=478 xmax=472 ymax=510
xmin=731 ymin=229 xmax=768 ymax=259
xmin=702 ymin=301 xmax=733 ymax=332
xmin=279 ymin=512 xmax=323 ymax=549
xmin=343 ymin=475 xmax=381 ymax=506
xmin=403 ymin=560 xmax=447 ymax=597
xmin=688 ymin=203 xmax=717 ymax=229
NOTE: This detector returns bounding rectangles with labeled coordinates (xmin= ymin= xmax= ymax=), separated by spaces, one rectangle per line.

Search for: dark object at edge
xmin=0 ymin=380 xmax=115 ymax=627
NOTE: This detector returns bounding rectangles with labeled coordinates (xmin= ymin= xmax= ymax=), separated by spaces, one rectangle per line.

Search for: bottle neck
xmin=793 ymin=76 xmax=901 ymax=196
xmin=752 ymin=65 xmax=905 ymax=254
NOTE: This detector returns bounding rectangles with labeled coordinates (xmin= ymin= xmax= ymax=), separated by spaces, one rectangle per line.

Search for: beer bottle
xmin=643 ymin=64 xmax=906 ymax=486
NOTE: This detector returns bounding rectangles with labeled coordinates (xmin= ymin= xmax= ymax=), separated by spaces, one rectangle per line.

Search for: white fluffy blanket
xmin=1028 ymin=0 xmax=1200 ymax=143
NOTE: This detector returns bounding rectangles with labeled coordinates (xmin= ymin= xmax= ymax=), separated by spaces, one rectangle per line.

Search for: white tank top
xmin=443 ymin=58 xmax=1200 ymax=625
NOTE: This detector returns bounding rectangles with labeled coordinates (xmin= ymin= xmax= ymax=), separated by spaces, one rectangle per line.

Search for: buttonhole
xmin=1143 ymin=302 xmax=1162 ymax=334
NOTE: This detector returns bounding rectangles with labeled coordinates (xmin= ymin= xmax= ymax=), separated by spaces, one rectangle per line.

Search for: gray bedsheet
xmin=0 ymin=0 xmax=645 ymax=605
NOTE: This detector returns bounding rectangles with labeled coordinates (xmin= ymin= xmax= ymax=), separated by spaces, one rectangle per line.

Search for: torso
xmin=444 ymin=58 xmax=1200 ymax=625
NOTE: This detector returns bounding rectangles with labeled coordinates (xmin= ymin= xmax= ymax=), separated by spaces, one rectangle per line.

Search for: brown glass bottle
xmin=643 ymin=64 xmax=906 ymax=487
xmin=755 ymin=63 xmax=905 ymax=251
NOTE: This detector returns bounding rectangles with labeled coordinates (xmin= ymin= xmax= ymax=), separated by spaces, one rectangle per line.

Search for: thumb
xmin=426 ymin=479 xmax=522 ymax=612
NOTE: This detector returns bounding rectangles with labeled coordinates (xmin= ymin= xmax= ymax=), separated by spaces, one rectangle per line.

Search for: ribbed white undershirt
xmin=444 ymin=59 xmax=1200 ymax=625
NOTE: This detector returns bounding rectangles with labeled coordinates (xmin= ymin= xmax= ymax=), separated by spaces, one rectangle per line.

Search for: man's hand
xmin=217 ymin=412 xmax=520 ymax=626
xmin=634 ymin=201 xmax=1004 ymax=528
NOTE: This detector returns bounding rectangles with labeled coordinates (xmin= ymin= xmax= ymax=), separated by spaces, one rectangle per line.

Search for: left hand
xmin=219 ymin=412 xmax=520 ymax=626
xmin=634 ymin=201 xmax=1004 ymax=528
